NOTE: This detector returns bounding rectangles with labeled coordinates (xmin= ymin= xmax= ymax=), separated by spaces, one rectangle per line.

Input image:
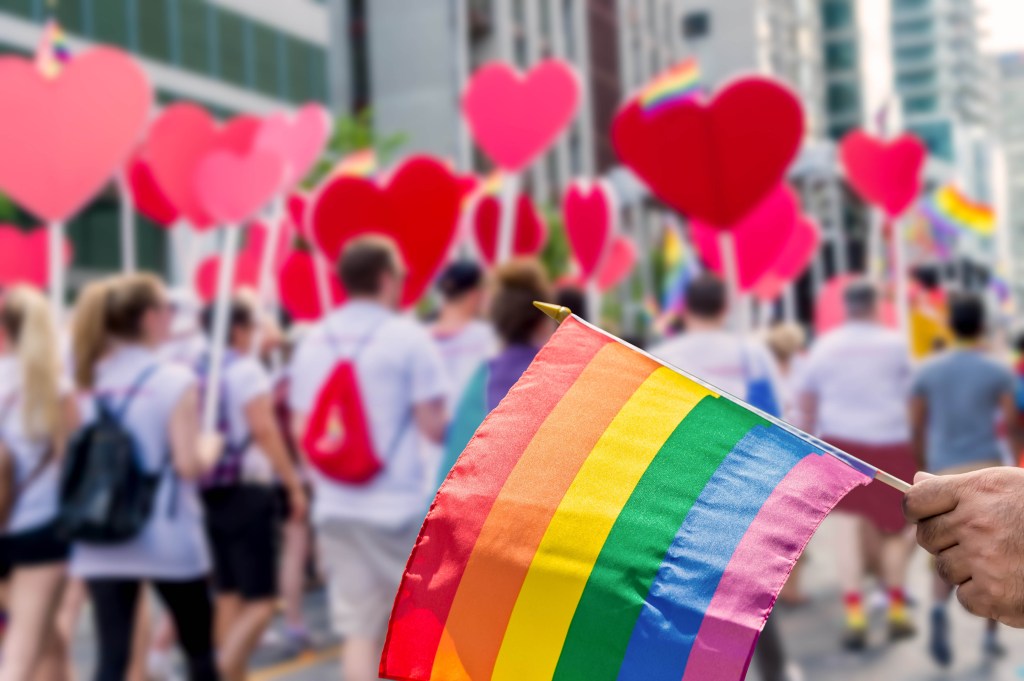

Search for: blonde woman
xmin=0 ymin=286 xmax=78 ymax=681
xmin=69 ymin=274 xmax=218 ymax=681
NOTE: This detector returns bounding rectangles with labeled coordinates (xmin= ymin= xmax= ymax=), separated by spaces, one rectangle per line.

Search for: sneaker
xmin=841 ymin=624 xmax=868 ymax=652
xmin=929 ymin=607 xmax=952 ymax=667
xmin=887 ymin=603 xmax=917 ymax=642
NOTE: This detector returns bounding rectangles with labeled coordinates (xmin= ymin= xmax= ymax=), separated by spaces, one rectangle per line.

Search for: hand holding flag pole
xmin=533 ymin=301 xmax=913 ymax=494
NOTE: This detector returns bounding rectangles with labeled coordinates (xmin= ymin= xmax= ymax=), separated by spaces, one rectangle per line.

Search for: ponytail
xmin=72 ymin=279 xmax=114 ymax=391
xmin=2 ymin=287 xmax=62 ymax=443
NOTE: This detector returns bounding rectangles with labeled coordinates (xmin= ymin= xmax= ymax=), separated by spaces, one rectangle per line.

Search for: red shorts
xmin=825 ymin=436 xmax=918 ymax=534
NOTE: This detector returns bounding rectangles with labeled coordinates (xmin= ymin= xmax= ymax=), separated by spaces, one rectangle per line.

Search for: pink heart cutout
xmin=564 ymin=180 xmax=616 ymax=280
xmin=194 ymin=150 xmax=285 ymax=224
xmin=193 ymin=221 xmax=294 ymax=302
xmin=255 ymin=103 xmax=332 ymax=189
xmin=752 ymin=217 xmax=820 ymax=301
xmin=471 ymin=194 xmax=548 ymax=266
xmin=0 ymin=47 xmax=152 ymax=221
xmin=816 ymin=273 xmax=897 ymax=335
xmin=597 ymin=236 xmax=637 ymax=293
xmin=840 ymin=131 xmax=926 ymax=218
xmin=0 ymin=225 xmax=73 ymax=289
xmin=463 ymin=60 xmax=580 ymax=172
xmin=144 ymin=105 xmax=262 ymax=228
xmin=692 ymin=185 xmax=800 ymax=291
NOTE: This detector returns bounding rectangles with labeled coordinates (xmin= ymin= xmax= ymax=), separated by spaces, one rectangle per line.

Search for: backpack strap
xmin=110 ymin=364 xmax=162 ymax=423
xmin=0 ymin=389 xmax=55 ymax=504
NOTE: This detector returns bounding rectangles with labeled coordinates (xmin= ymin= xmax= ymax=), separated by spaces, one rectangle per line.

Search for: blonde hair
xmin=765 ymin=322 xmax=807 ymax=365
xmin=72 ymin=273 xmax=164 ymax=390
xmin=1 ymin=286 xmax=62 ymax=442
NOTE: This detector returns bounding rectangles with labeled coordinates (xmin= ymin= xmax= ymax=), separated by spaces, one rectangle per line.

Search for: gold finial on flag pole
xmin=534 ymin=301 xmax=572 ymax=324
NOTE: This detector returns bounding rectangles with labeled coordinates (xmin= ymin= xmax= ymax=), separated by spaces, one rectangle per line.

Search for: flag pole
xmin=533 ymin=301 xmax=913 ymax=494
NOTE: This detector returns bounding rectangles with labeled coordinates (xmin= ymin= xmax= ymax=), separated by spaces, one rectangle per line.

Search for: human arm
xmin=904 ymin=468 xmax=1024 ymax=627
xmin=244 ymin=394 xmax=307 ymax=521
xmin=414 ymin=397 xmax=447 ymax=445
xmin=1000 ymin=382 xmax=1024 ymax=463
xmin=909 ymin=395 xmax=928 ymax=473
xmin=169 ymin=385 xmax=212 ymax=480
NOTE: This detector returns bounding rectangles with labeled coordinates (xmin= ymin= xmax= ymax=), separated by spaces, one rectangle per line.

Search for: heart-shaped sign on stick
xmin=194 ymin=251 xmax=261 ymax=303
xmin=691 ymin=184 xmax=800 ymax=291
xmin=472 ymin=194 xmax=548 ymax=266
xmin=279 ymin=250 xmax=345 ymax=321
xmin=596 ymin=236 xmax=637 ymax=293
xmin=0 ymin=225 xmax=73 ymax=289
xmin=145 ymin=105 xmax=262 ymax=228
xmin=840 ymin=131 xmax=927 ymax=218
xmin=310 ymin=156 xmax=464 ymax=308
xmin=816 ymin=273 xmax=897 ymax=335
xmin=463 ymin=60 xmax=581 ymax=172
xmin=255 ymin=103 xmax=333 ymax=189
xmin=194 ymin=150 xmax=285 ymax=225
xmin=564 ymin=180 xmax=616 ymax=280
xmin=613 ymin=77 xmax=804 ymax=228
xmin=0 ymin=48 xmax=152 ymax=221
xmin=752 ymin=217 xmax=820 ymax=301
xmin=129 ymin=156 xmax=179 ymax=227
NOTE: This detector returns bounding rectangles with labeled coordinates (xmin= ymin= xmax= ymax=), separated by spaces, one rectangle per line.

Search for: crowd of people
xmin=0 ymin=233 xmax=1023 ymax=681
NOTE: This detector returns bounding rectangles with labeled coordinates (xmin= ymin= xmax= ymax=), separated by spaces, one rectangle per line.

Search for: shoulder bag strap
xmin=1 ymin=389 xmax=54 ymax=500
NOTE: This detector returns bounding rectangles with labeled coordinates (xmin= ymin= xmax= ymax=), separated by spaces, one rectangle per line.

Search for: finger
xmin=903 ymin=475 xmax=963 ymax=523
xmin=956 ymin=580 xmax=995 ymax=621
xmin=914 ymin=472 xmax=935 ymax=484
xmin=934 ymin=545 xmax=971 ymax=586
xmin=916 ymin=512 xmax=959 ymax=554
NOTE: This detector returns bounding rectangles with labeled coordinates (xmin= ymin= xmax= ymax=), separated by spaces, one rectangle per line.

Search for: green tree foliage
xmin=303 ymin=109 xmax=407 ymax=188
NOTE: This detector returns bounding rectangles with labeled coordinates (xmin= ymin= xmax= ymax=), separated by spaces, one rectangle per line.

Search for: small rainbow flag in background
xmin=382 ymin=316 xmax=873 ymax=681
xmin=638 ymin=58 xmax=702 ymax=113
xmin=660 ymin=224 xmax=700 ymax=313
xmin=333 ymin=149 xmax=377 ymax=178
xmin=34 ymin=18 xmax=72 ymax=79
xmin=922 ymin=185 xmax=996 ymax=239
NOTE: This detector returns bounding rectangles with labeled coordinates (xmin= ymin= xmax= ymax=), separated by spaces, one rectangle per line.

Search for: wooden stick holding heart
xmin=462 ymin=59 xmax=581 ymax=265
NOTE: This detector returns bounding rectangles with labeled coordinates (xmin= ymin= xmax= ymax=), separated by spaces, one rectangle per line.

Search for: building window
xmin=895 ymin=44 xmax=934 ymax=62
xmin=826 ymin=81 xmax=859 ymax=114
xmin=138 ymin=0 xmax=172 ymax=62
xmin=92 ymin=0 xmax=131 ymax=47
xmin=216 ymin=9 xmax=247 ymax=87
xmin=897 ymin=69 xmax=935 ymax=89
xmin=910 ymin=121 xmax=953 ymax=160
xmin=682 ymin=11 xmax=710 ymax=39
xmin=251 ymin=24 xmax=280 ymax=97
xmin=894 ymin=0 xmax=930 ymax=10
xmin=825 ymin=41 xmax=856 ymax=70
xmin=821 ymin=0 xmax=852 ymax=31
xmin=1 ymin=1 xmax=35 ymax=21
xmin=904 ymin=95 xmax=937 ymax=114
xmin=893 ymin=18 xmax=932 ymax=37
xmin=55 ymin=0 xmax=88 ymax=35
xmin=178 ymin=0 xmax=210 ymax=75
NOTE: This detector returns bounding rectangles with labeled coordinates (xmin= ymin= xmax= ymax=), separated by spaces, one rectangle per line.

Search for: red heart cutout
xmin=144 ymin=104 xmax=262 ymax=228
xmin=247 ymin=219 xmax=295 ymax=279
xmin=471 ymin=194 xmax=548 ymax=266
xmin=0 ymin=48 xmax=152 ymax=221
xmin=128 ymin=156 xmax=179 ymax=227
xmin=0 ymin=225 xmax=73 ymax=289
xmin=463 ymin=60 xmax=581 ymax=172
xmin=194 ymin=251 xmax=261 ymax=303
xmin=278 ymin=250 xmax=344 ymax=321
xmin=596 ymin=236 xmax=637 ymax=293
xmin=840 ymin=131 xmax=926 ymax=218
xmin=310 ymin=156 xmax=463 ymax=308
xmin=692 ymin=184 xmax=799 ymax=290
xmin=613 ymin=77 xmax=804 ymax=227
xmin=564 ymin=180 xmax=616 ymax=280
xmin=195 ymin=150 xmax=284 ymax=224
xmin=287 ymin=192 xmax=310 ymax=239
xmin=752 ymin=216 xmax=820 ymax=301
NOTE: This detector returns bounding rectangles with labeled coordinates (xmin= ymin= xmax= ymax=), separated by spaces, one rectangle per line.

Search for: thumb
xmin=914 ymin=471 xmax=935 ymax=484
xmin=904 ymin=472 xmax=962 ymax=522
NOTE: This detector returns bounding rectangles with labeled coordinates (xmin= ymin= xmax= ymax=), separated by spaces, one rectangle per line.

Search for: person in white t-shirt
xmin=797 ymin=279 xmax=917 ymax=650
xmin=198 ymin=298 xmax=307 ymax=681
xmin=650 ymin=273 xmax=796 ymax=681
xmin=288 ymin=236 xmax=447 ymax=681
xmin=430 ymin=260 xmax=497 ymax=403
xmin=0 ymin=286 xmax=79 ymax=681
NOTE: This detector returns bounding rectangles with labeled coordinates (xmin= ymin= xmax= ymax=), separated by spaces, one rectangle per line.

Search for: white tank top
xmin=70 ymin=345 xmax=210 ymax=580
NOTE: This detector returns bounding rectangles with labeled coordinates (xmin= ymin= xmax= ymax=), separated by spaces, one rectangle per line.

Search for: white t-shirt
xmin=216 ymin=353 xmax=274 ymax=483
xmin=432 ymin=320 xmax=498 ymax=405
xmin=797 ymin=321 xmax=912 ymax=444
xmin=0 ymin=356 xmax=70 ymax=535
xmin=160 ymin=333 xmax=208 ymax=368
xmin=71 ymin=345 xmax=210 ymax=580
xmin=288 ymin=301 xmax=448 ymax=528
xmin=650 ymin=330 xmax=782 ymax=405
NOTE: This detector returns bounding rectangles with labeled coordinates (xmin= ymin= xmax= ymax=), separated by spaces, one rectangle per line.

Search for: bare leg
xmin=218 ymin=600 xmax=277 ymax=681
xmin=127 ymin=592 xmax=152 ymax=681
xmin=280 ymin=519 xmax=310 ymax=633
xmin=0 ymin=564 xmax=67 ymax=681
xmin=833 ymin=514 xmax=865 ymax=594
xmin=214 ymin=594 xmax=242 ymax=647
xmin=55 ymin=578 xmax=86 ymax=681
xmin=341 ymin=637 xmax=384 ymax=681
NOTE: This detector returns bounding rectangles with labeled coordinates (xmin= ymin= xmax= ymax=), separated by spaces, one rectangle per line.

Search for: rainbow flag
xmin=638 ymin=58 xmax=701 ymax=113
xmin=34 ymin=18 xmax=72 ymax=79
xmin=660 ymin=225 xmax=700 ymax=313
xmin=382 ymin=316 xmax=873 ymax=681
xmin=922 ymin=185 xmax=995 ymax=238
xmin=333 ymin=149 xmax=377 ymax=178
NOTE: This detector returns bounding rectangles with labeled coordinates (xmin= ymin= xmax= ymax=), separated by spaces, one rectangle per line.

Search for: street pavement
xmin=71 ymin=514 xmax=1024 ymax=680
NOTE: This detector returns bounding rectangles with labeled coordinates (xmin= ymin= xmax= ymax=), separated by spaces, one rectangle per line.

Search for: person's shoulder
xmin=153 ymin=361 xmax=197 ymax=392
xmin=230 ymin=355 xmax=269 ymax=381
xmin=383 ymin=315 xmax=437 ymax=348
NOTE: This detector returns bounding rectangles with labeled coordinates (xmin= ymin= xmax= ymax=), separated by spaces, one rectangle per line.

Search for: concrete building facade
xmin=992 ymin=52 xmax=1024 ymax=293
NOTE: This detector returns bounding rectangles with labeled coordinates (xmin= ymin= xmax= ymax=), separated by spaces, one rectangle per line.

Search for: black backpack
xmin=57 ymin=365 xmax=172 ymax=544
